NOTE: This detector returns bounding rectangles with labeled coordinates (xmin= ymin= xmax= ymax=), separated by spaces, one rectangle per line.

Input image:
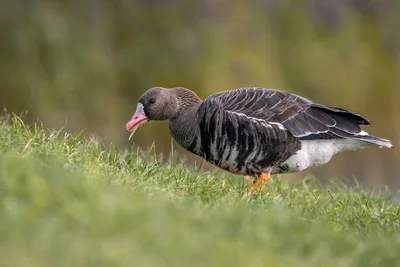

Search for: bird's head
xmin=125 ymin=87 xmax=201 ymax=134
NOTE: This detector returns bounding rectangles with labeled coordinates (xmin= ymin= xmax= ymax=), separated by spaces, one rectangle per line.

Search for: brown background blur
xmin=1 ymin=0 xmax=399 ymax=189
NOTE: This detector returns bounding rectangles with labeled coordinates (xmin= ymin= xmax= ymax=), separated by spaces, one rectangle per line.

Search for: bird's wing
xmin=203 ymin=87 xmax=370 ymax=140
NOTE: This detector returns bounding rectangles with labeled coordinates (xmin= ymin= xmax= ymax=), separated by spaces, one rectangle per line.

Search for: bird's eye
xmin=149 ymin=99 xmax=156 ymax=104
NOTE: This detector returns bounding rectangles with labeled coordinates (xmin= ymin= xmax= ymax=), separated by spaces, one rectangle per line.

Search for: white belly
xmin=277 ymin=139 xmax=371 ymax=173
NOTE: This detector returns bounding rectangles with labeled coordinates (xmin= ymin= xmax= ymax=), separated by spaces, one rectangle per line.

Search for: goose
xmin=126 ymin=87 xmax=392 ymax=193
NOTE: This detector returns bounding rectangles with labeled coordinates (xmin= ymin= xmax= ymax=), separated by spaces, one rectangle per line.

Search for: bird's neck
xmin=168 ymin=102 xmax=202 ymax=155
xmin=171 ymin=87 xmax=202 ymax=112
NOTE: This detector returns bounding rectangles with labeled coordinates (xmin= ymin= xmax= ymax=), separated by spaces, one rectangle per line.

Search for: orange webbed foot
xmin=245 ymin=172 xmax=271 ymax=194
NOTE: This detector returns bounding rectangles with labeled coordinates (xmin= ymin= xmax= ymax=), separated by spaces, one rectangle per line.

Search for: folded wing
xmin=204 ymin=87 xmax=371 ymax=140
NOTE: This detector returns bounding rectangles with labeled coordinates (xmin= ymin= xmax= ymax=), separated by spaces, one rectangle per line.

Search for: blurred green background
xmin=0 ymin=0 xmax=399 ymax=188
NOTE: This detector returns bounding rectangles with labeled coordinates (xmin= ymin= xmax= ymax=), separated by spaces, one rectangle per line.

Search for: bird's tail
xmin=354 ymin=134 xmax=392 ymax=148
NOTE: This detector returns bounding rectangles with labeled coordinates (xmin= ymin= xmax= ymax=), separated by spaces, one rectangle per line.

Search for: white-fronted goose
xmin=126 ymin=87 xmax=392 ymax=193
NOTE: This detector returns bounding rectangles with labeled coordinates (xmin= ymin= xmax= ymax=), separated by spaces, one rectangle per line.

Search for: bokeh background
xmin=1 ymin=0 xmax=399 ymax=189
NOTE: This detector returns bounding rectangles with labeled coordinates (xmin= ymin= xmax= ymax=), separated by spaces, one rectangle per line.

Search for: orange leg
xmin=245 ymin=172 xmax=271 ymax=193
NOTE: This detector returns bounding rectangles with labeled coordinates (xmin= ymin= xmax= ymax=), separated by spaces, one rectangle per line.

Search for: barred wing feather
xmin=204 ymin=87 xmax=373 ymax=141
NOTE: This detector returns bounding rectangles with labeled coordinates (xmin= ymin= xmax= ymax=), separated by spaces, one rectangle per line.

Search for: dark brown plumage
xmin=126 ymin=86 xmax=392 ymax=193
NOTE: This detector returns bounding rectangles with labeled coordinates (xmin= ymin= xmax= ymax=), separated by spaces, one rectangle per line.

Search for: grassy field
xmin=0 ymin=113 xmax=399 ymax=267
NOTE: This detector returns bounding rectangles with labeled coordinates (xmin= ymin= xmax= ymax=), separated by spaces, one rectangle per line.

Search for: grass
xmin=0 ymin=113 xmax=399 ymax=267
